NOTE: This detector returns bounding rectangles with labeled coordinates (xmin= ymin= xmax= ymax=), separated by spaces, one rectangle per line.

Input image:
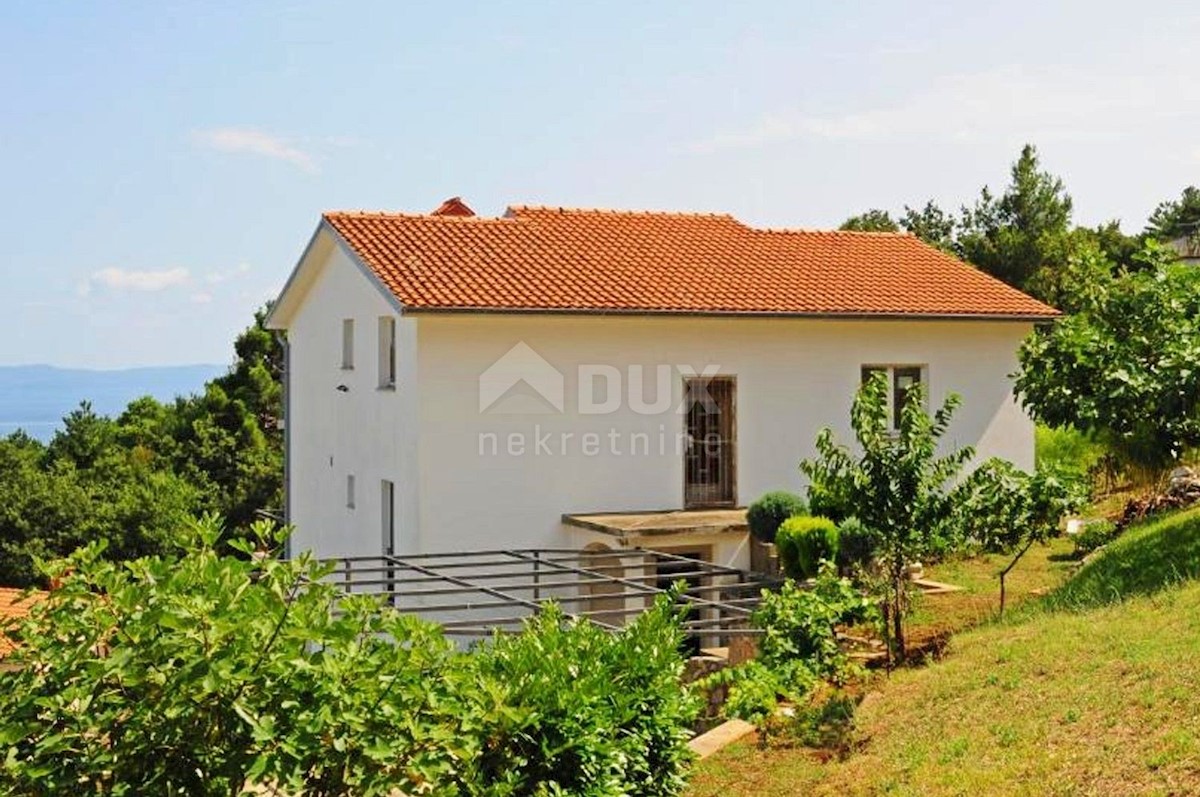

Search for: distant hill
xmin=0 ymin=364 xmax=226 ymax=441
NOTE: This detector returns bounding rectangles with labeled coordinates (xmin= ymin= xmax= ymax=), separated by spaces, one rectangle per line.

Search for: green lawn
xmin=689 ymin=508 xmax=1200 ymax=796
xmin=906 ymin=535 xmax=1076 ymax=642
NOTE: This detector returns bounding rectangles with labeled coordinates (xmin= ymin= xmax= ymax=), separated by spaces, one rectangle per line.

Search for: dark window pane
xmin=861 ymin=366 xmax=886 ymax=385
xmin=893 ymin=367 xmax=922 ymax=428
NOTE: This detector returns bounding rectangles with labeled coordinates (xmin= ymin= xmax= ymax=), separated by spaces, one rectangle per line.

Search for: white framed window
xmin=341 ymin=319 xmax=355 ymax=369
xmin=378 ymin=317 xmax=396 ymax=389
xmin=860 ymin=365 xmax=925 ymax=430
xmin=346 ymin=474 xmax=356 ymax=509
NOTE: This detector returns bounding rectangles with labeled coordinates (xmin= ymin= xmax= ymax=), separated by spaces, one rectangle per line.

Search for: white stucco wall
xmin=285 ymin=239 xmax=419 ymax=559
xmin=282 ymin=249 xmax=1036 ymax=568
xmin=413 ymin=314 xmax=1036 ymax=565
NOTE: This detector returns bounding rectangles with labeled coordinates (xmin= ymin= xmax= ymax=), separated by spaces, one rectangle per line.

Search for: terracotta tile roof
xmin=0 ymin=587 xmax=44 ymax=657
xmin=322 ymin=203 xmax=1058 ymax=319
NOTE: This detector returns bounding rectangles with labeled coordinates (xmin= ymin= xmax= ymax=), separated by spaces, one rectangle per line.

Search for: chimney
xmin=431 ymin=197 xmax=475 ymax=217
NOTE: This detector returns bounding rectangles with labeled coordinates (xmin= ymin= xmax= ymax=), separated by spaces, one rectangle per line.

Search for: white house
xmin=265 ymin=198 xmax=1057 ymax=576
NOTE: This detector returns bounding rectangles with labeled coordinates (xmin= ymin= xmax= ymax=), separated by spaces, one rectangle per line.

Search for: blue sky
xmin=3 ymin=1 xmax=1198 ymax=368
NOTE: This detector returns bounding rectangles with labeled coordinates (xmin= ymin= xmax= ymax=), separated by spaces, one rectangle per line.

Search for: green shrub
xmin=754 ymin=564 xmax=875 ymax=681
xmin=1035 ymin=424 xmax=1106 ymax=484
xmin=704 ymin=565 xmax=875 ymax=729
xmin=703 ymin=659 xmax=813 ymax=728
xmin=0 ymin=517 xmax=480 ymax=796
xmin=835 ymin=516 xmax=875 ymax=573
xmin=1073 ymin=519 xmax=1120 ymax=556
xmin=0 ymin=518 xmax=700 ymax=796
xmin=747 ymin=491 xmax=808 ymax=544
xmin=477 ymin=599 xmax=699 ymax=795
xmin=776 ymin=516 xmax=840 ymax=580
xmin=806 ymin=480 xmax=854 ymax=524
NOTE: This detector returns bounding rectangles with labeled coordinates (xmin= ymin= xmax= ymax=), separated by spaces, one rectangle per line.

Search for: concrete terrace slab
xmin=688 ymin=719 xmax=757 ymax=760
xmin=562 ymin=508 xmax=748 ymax=540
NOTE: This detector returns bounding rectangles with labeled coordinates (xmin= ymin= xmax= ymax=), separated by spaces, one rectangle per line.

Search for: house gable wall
xmin=285 ymin=240 xmax=419 ymax=558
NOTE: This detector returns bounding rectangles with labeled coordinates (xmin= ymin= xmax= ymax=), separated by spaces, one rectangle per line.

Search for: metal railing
xmin=319 ymin=547 xmax=782 ymax=642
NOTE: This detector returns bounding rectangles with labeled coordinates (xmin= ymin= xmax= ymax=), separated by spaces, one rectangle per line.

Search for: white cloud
xmin=192 ymin=127 xmax=318 ymax=172
xmin=191 ymin=292 xmax=213 ymax=304
xmin=87 ymin=267 xmax=191 ymax=294
xmin=688 ymin=65 xmax=1197 ymax=153
xmin=205 ymin=262 xmax=252 ymax=285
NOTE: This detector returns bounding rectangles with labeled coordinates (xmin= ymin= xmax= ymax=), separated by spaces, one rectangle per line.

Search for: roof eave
xmin=396 ymin=306 xmax=1060 ymax=323
xmin=266 ymin=218 xmax=406 ymax=331
xmin=264 ymin=221 xmax=328 ymax=330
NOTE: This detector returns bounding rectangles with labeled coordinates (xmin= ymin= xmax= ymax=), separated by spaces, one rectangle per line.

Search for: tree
xmin=197 ymin=305 xmax=284 ymax=525
xmin=0 ymin=410 xmax=201 ymax=586
xmin=46 ymin=401 xmax=118 ymax=471
xmin=799 ymin=373 xmax=976 ymax=659
xmin=173 ymin=383 xmax=280 ymax=529
xmin=0 ymin=436 xmax=92 ymax=587
xmin=1014 ymin=243 xmax=1200 ymax=477
xmin=0 ymin=306 xmax=285 ymax=585
xmin=840 ymin=209 xmax=899 ymax=232
xmin=960 ymin=461 xmax=1084 ymax=613
xmin=212 ymin=305 xmax=284 ymax=436
xmin=1079 ymin=220 xmax=1142 ymax=272
xmin=1146 ymin=186 xmax=1200 ymax=241
xmin=1024 ymin=238 xmax=1116 ymax=315
xmin=899 ymin=200 xmax=958 ymax=253
xmin=114 ymin=307 xmax=285 ymax=530
xmin=958 ymin=144 xmax=1074 ymax=296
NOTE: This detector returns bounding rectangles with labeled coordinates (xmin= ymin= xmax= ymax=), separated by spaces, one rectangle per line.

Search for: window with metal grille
xmin=683 ymin=376 xmax=736 ymax=508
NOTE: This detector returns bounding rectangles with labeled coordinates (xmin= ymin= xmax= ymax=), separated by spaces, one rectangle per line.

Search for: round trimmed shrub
xmin=776 ymin=515 xmax=840 ymax=580
xmin=835 ymin=516 xmax=875 ymax=573
xmin=747 ymin=491 xmax=808 ymax=544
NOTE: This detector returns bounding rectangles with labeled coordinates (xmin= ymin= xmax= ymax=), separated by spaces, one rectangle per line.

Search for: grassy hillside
xmin=690 ymin=508 xmax=1200 ymax=796
xmin=1049 ymin=507 xmax=1200 ymax=611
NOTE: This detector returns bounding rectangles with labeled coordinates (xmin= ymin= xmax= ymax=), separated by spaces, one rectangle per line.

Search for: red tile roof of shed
xmin=0 ymin=587 xmax=43 ymax=657
xmin=322 ymin=203 xmax=1057 ymax=319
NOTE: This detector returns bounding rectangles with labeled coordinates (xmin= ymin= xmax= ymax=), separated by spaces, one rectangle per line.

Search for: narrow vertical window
xmin=381 ymin=480 xmax=395 ymax=556
xmin=381 ymin=478 xmax=396 ymax=604
xmin=346 ymin=474 xmax=356 ymax=509
xmin=892 ymin=366 xmax=922 ymax=429
xmin=341 ymin=319 xmax=355 ymax=369
xmin=378 ymin=317 xmax=396 ymax=389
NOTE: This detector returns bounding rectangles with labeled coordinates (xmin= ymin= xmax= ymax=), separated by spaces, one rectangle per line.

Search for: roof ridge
xmin=508 ymin=204 xmax=738 ymax=220
xmin=324 ymin=210 xmax=516 ymax=223
xmin=326 ymin=209 xmax=920 ymax=237
xmin=751 ymin=227 xmax=916 ymax=237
